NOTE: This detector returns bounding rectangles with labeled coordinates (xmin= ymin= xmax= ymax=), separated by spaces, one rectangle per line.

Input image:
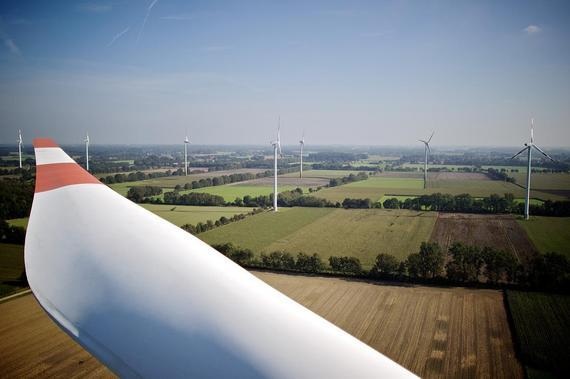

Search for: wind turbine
xmin=511 ymin=118 xmax=555 ymax=220
xmin=419 ymin=132 xmax=434 ymax=189
xmin=25 ymin=137 xmax=416 ymax=378
xmin=17 ymin=130 xmax=23 ymax=169
xmin=184 ymin=134 xmax=190 ymax=176
xmin=84 ymin=132 xmax=90 ymax=171
xmin=299 ymin=131 xmax=305 ymax=179
xmin=271 ymin=118 xmax=282 ymax=212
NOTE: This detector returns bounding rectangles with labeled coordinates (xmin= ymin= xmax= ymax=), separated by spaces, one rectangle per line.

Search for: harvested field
xmin=0 ymin=293 xmax=114 ymax=378
xmin=0 ymin=273 xmax=523 ymax=378
xmin=429 ymin=213 xmax=538 ymax=263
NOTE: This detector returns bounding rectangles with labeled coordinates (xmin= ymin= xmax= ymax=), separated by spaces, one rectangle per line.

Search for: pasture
xmin=315 ymin=176 xmax=424 ymax=203
xmin=429 ymin=214 xmax=538 ymax=263
xmin=518 ymin=217 xmax=570 ymax=258
xmin=200 ymin=208 xmax=437 ymax=268
xmin=0 ymin=273 xmax=523 ymax=378
xmin=140 ymin=204 xmax=255 ymax=226
xmin=511 ymin=172 xmax=570 ymax=199
xmin=506 ymin=290 xmax=570 ymax=377
xmin=6 ymin=218 xmax=28 ymax=229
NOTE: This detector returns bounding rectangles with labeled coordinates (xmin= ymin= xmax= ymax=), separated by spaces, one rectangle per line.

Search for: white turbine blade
xmin=530 ymin=118 xmax=534 ymax=144
xmin=427 ymin=131 xmax=434 ymax=144
xmin=25 ymin=138 xmax=416 ymax=378
xmin=418 ymin=139 xmax=427 ymax=144
xmin=510 ymin=146 xmax=528 ymax=160
xmin=426 ymin=144 xmax=431 ymax=153
xmin=532 ymin=144 xmax=555 ymax=162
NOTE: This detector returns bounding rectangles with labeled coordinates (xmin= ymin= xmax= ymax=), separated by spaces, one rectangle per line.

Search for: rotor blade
xmin=532 ymin=144 xmax=555 ymax=162
xmin=26 ymin=138 xmax=415 ymax=378
xmin=418 ymin=139 xmax=427 ymax=144
xmin=427 ymin=131 xmax=434 ymax=144
xmin=426 ymin=144 xmax=431 ymax=153
xmin=530 ymin=118 xmax=534 ymax=144
xmin=510 ymin=146 xmax=528 ymax=160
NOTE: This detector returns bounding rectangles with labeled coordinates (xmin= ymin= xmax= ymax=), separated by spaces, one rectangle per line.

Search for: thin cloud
xmin=107 ymin=27 xmax=130 ymax=47
xmin=78 ymin=2 xmax=113 ymax=13
xmin=524 ymin=25 xmax=542 ymax=35
xmin=0 ymin=20 xmax=21 ymax=56
xmin=137 ymin=0 xmax=159 ymax=43
xmin=161 ymin=14 xmax=197 ymax=21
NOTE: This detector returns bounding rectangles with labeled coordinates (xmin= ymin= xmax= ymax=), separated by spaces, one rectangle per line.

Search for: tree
xmin=446 ymin=243 xmax=484 ymax=282
xmin=329 ymin=256 xmax=362 ymax=275
xmin=370 ymin=253 xmax=399 ymax=277
xmin=382 ymin=198 xmax=400 ymax=209
xmin=407 ymin=242 xmax=444 ymax=278
xmin=482 ymin=247 xmax=517 ymax=284
xmin=295 ymin=253 xmax=323 ymax=273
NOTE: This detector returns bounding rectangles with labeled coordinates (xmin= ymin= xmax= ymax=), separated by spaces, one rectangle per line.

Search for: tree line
xmin=210 ymin=241 xmax=570 ymax=292
xmin=181 ymin=208 xmax=264 ymax=234
xmin=381 ymin=193 xmax=570 ymax=216
xmin=329 ymin=172 xmax=369 ymax=187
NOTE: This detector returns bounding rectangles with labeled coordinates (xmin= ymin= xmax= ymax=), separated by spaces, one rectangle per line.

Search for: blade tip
xmin=33 ymin=138 xmax=59 ymax=149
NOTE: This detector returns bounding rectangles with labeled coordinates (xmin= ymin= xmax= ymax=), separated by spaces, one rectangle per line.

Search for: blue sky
xmin=0 ymin=0 xmax=569 ymax=146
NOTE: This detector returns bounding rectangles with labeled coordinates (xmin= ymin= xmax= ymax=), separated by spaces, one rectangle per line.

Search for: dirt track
xmin=0 ymin=272 xmax=523 ymax=378
xmin=429 ymin=213 xmax=539 ymax=263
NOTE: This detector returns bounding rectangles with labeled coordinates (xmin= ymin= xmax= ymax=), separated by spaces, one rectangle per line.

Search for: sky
xmin=0 ymin=0 xmax=569 ymax=147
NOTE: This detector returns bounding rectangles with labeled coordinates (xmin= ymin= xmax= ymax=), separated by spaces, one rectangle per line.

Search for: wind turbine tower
xmin=511 ymin=118 xmax=554 ymax=220
xmin=299 ymin=131 xmax=305 ymax=179
xmin=271 ymin=118 xmax=282 ymax=212
xmin=184 ymin=134 xmax=190 ymax=176
xmin=419 ymin=132 xmax=434 ymax=189
xmin=84 ymin=132 xmax=90 ymax=171
xmin=18 ymin=130 xmax=23 ymax=169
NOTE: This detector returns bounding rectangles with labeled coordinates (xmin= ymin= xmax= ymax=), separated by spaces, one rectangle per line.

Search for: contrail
xmin=107 ymin=27 xmax=130 ymax=47
xmin=137 ymin=0 xmax=159 ymax=43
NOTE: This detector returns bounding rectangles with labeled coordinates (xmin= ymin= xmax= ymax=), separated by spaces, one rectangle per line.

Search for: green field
xmin=506 ymin=290 xmax=570 ymax=377
xmin=140 ymin=204 xmax=255 ymax=226
xmin=315 ymin=175 xmax=559 ymax=203
xmin=511 ymin=172 xmax=570 ymax=191
xmin=200 ymin=208 xmax=437 ymax=268
xmin=0 ymin=243 xmax=26 ymax=298
xmin=518 ymin=217 xmax=570 ymax=257
xmin=280 ymin=169 xmax=362 ymax=179
xmin=315 ymin=177 xmax=424 ymax=203
xmin=6 ymin=218 xmax=28 ymax=229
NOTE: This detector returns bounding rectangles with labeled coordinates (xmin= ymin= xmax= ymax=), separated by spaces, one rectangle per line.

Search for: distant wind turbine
xmin=84 ymin=132 xmax=90 ymax=172
xmin=511 ymin=118 xmax=555 ymax=220
xmin=419 ymin=132 xmax=434 ymax=189
xmin=271 ymin=118 xmax=283 ymax=212
xmin=299 ymin=131 xmax=305 ymax=179
xmin=17 ymin=130 xmax=23 ymax=169
xmin=184 ymin=133 xmax=190 ymax=176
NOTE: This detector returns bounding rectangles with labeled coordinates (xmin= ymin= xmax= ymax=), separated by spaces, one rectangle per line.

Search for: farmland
xmin=184 ymin=184 xmax=301 ymax=202
xmin=200 ymin=208 xmax=437 ymax=268
xmin=0 ymin=244 xmax=25 ymax=298
xmin=429 ymin=214 xmax=538 ymax=263
xmin=314 ymin=171 xmax=561 ymax=203
xmin=505 ymin=290 xmax=570 ymax=377
xmin=140 ymin=204 xmax=256 ymax=226
xmin=510 ymin=172 xmax=570 ymax=199
xmin=108 ymin=168 xmax=267 ymax=195
xmin=0 ymin=273 xmax=523 ymax=378
xmin=518 ymin=217 xmax=570 ymax=258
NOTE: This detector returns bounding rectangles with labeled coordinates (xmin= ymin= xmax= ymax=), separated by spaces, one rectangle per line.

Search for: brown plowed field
xmin=429 ymin=213 xmax=538 ymax=263
xmin=431 ymin=172 xmax=491 ymax=181
xmin=0 ymin=272 xmax=523 ymax=378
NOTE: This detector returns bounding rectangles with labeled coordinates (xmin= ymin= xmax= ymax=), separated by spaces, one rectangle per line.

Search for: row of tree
xmin=329 ymin=172 xmax=369 ymax=187
xmin=181 ymin=208 xmax=264 ymax=234
xmin=126 ymin=186 xmax=163 ymax=202
xmin=173 ymin=171 xmax=272 ymax=191
xmin=0 ymin=179 xmax=34 ymax=220
xmin=211 ymin=241 xmax=570 ymax=291
xmin=381 ymin=193 xmax=570 ymax=216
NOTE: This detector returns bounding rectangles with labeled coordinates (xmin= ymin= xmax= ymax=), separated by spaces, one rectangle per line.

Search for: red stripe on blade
xmin=36 ymin=163 xmax=101 ymax=193
xmin=33 ymin=138 xmax=59 ymax=148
